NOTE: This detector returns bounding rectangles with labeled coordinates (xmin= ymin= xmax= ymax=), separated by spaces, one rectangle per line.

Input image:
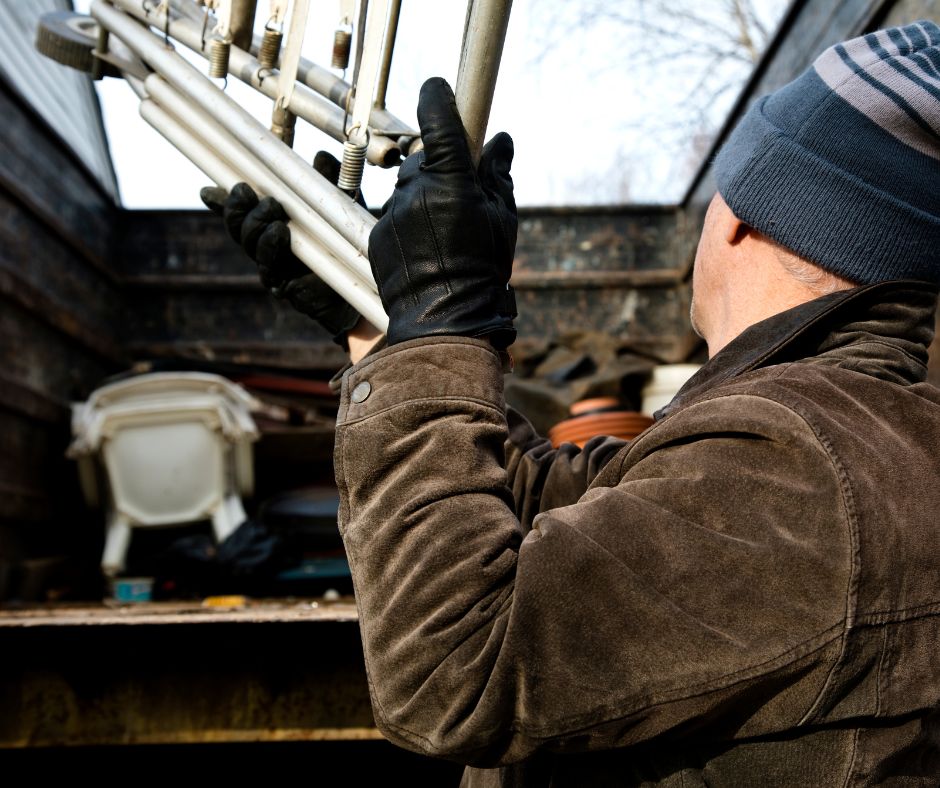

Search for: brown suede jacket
xmin=334 ymin=280 xmax=940 ymax=786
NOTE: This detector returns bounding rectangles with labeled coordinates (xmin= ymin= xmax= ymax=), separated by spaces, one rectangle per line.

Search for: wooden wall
xmin=117 ymin=203 xmax=701 ymax=372
xmin=0 ymin=76 xmax=121 ymax=595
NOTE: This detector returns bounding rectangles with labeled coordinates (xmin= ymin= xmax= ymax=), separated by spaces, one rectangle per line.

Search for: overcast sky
xmin=74 ymin=0 xmax=786 ymax=209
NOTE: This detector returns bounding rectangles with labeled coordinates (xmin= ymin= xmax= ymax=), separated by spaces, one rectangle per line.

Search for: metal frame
xmin=84 ymin=0 xmax=513 ymax=330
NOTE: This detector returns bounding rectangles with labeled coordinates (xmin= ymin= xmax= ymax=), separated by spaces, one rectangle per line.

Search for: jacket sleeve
xmin=334 ymin=337 xmax=852 ymax=766
xmin=503 ymin=407 xmax=627 ymax=531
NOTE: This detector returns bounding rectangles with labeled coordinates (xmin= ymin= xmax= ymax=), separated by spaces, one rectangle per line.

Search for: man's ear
xmin=724 ymin=212 xmax=751 ymax=245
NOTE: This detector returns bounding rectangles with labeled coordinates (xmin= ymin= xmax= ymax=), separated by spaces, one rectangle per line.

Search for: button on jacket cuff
xmin=337 ymin=336 xmax=505 ymax=426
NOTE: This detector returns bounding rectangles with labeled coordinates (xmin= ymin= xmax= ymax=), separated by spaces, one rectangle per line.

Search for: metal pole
xmin=454 ymin=0 xmax=513 ymax=165
xmin=374 ymin=0 xmax=402 ymax=110
xmin=255 ymin=39 xmax=417 ymax=137
xmin=229 ymin=0 xmax=257 ymax=50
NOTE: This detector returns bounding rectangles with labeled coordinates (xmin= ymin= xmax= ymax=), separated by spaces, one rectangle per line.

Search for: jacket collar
xmin=658 ymin=280 xmax=939 ymax=420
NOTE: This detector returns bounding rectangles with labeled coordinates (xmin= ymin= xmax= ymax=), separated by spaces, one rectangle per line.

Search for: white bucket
xmin=641 ymin=364 xmax=701 ymax=416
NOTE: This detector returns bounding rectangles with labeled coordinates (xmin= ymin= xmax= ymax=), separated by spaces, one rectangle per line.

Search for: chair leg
xmin=101 ymin=513 xmax=132 ymax=577
xmin=211 ymin=494 xmax=246 ymax=544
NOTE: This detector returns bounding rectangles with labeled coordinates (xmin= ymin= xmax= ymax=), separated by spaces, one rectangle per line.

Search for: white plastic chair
xmin=68 ymin=373 xmax=260 ymax=576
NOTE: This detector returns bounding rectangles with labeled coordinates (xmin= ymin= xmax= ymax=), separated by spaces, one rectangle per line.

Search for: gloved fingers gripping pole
xmin=455 ymin=0 xmax=513 ymax=166
xmin=368 ymin=78 xmax=518 ymax=348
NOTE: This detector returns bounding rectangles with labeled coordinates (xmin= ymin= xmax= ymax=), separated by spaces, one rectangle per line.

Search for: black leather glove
xmin=200 ymin=153 xmax=361 ymax=347
xmin=367 ymin=77 xmax=518 ymax=349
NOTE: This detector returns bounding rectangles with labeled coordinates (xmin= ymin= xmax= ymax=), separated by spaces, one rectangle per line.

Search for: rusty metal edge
xmin=0 ymin=601 xmax=360 ymax=627
xmin=0 ymin=728 xmax=385 ymax=748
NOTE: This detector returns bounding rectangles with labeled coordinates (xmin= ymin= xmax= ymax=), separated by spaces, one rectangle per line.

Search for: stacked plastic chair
xmin=68 ymin=373 xmax=260 ymax=576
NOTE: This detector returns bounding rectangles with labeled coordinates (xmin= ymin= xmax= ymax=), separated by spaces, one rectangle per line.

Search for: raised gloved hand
xmin=200 ymin=152 xmax=361 ymax=348
xmin=368 ymin=77 xmax=518 ymax=349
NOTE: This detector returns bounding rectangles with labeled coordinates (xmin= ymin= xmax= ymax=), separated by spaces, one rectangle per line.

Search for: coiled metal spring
xmin=331 ymin=27 xmax=352 ymax=69
xmin=337 ymin=138 xmax=367 ymax=195
xmin=208 ymin=37 xmax=231 ymax=78
xmin=258 ymin=27 xmax=282 ymax=69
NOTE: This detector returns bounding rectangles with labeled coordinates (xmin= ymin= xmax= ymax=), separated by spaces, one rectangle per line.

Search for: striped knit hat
xmin=714 ymin=21 xmax=940 ymax=284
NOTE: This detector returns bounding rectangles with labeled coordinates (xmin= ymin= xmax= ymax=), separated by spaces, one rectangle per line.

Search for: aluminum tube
xmin=145 ymin=75 xmax=375 ymax=288
xmin=138 ymin=97 xmax=388 ymax=329
xmin=92 ymin=0 xmax=376 ymax=256
xmin=229 ymin=0 xmax=257 ymax=50
xmin=455 ymin=0 xmax=513 ymax=164
xmin=290 ymin=50 xmax=350 ymax=106
xmin=107 ymin=0 xmax=401 ymax=167
xmin=374 ymin=0 xmax=402 ymax=110
xmin=285 ymin=50 xmax=416 ymax=137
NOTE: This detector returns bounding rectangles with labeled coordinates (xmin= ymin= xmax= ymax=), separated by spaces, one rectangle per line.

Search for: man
xmin=206 ymin=21 xmax=940 ymax=785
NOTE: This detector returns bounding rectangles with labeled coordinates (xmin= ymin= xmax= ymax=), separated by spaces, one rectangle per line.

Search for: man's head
xmin=692 ymin=21 xmax=940 ymax=356
xmin=690 ymin=194 xmax=857 ymax=355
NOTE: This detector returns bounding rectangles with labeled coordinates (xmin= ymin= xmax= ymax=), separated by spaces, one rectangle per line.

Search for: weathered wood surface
xmin=0 ymin=300 xmax=112 ymax=412
xmin=0 ymin=1 xmax=118 ymax=200
xmin=0 ymin=75 xmax=118 ymax=566
xmin=0 ymin=191 xmax=123 ymax=363
xmin=0 ymin=614 xmax=376 ymax=747
xmin=0 ymin=82 xmax=116 ymax=275
xmin=0 ymin=605 xmax=462 ymax=780
xmin=120 ymin=205 xmax=700 ymax=366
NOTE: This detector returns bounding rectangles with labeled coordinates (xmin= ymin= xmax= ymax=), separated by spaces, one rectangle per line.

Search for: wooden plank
xmin=119 ymin=206 xmax=698 ymax=368
xmin=0 ymin=373 xmax=68 ymax=424
xmin=516 ymin=281 xmax=697 ymax=363
xmin=0 ymin=599 xmax=359 ymax=627
xmin=0 ymin=188 xmax=122 ymax=343
xmin=0 ymin=618 xmax=379 ymax=747
xmin=0 ymin=412 xmax=63 ymax=523
xmin=0 ymin=270 xmax=124 ymax=364
xmin=117 ymin=209 xmax=258 ymax=278
xmin=0 ymin=83 xmax=116 ymax=278
xmin=119 ymin=207 xmax=696 ymax=280
xmin=123 ymin=269 xmax=687 ymax=291
xmin=516 ymin=210 xmax=696 ymax=277
xmin=0 ymin=298 xmax=113 ymax=401
xmin=122 ymin=288 xmax=330 ymax=341
xmin=512 ymin=269 xmax=683 ymax=290
xmin=125 ymin=340 xmax=348 ymax=372
xmin=123 ymin=274 xmax=265 ymax=291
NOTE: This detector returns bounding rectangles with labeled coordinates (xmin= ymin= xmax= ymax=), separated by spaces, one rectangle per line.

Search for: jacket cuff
xmin=328 ymin=337 xmax=389 ymax=395
xmin=337 ymin=336 xmax=505 ymax=425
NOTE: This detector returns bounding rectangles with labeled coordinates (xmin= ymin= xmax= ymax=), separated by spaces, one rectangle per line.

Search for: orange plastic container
xmin=548 ymin=398 xmax=654 ymax=448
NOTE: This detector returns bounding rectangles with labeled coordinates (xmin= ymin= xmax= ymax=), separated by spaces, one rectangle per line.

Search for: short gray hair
xmin=771 ymin=241 xmax=857 ymax=296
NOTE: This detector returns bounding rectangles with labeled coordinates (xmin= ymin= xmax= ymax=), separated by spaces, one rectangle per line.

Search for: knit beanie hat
xmin=713 ymin=21 xmax=940 ymax=284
